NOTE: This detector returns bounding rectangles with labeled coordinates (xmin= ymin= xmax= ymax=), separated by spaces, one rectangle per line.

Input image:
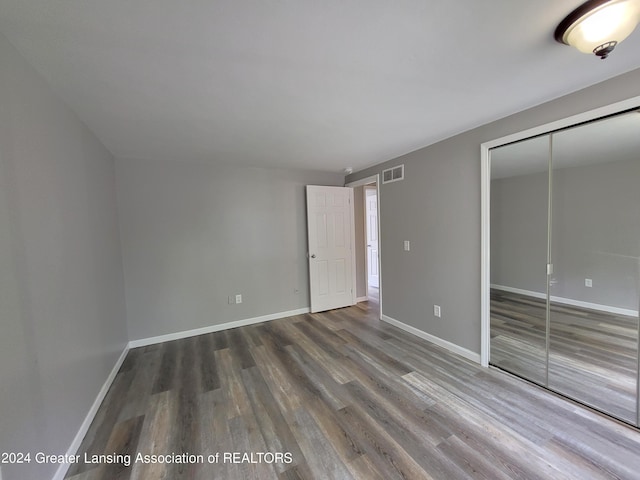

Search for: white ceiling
xmin=1 ymin=1 xmax=640 ymax=173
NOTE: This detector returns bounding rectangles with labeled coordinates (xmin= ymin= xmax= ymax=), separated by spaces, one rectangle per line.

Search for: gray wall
xmin=492 ymin=158 xmax=640 ymax=311
xmin=115 ymin=158 xmax=344 ymax=341
xmin=353 ymin=185 xmax=367 ymax=299
xmin=0 ymin=33 xmax=128 ymax=480
xmin=347 ymin=67 xmax=640 ymax=354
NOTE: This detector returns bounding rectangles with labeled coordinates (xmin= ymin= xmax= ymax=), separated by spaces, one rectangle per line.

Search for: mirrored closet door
xmin=489 ymin=109 xmax=640 ymax=427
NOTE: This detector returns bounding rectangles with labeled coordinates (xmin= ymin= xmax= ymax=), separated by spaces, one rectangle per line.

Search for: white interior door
xmin=365 ymin=187 xmax=379 ymax=289
xmin=306 ymin=185 xmax=355 ymax=313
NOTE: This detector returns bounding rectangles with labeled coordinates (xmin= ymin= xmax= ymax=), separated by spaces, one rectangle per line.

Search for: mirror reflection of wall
xmin=489 ymin=110 xmax=640 ymax=426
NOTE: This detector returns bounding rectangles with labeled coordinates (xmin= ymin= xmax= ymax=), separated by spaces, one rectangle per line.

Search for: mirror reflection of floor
xmin=490 ymin=289 xmax=639 ymax=424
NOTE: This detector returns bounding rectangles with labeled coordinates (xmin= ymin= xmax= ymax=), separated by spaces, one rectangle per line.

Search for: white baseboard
xmin=128 ymin=307 xmax=311 ymax=348
xmin=356 ymin=296 xmax=368 ymax=303
xmin=381 ymin=314 xmax=481 ymax=364
xmin=53 ymin=344 xmax=129 ymax=480
xmin=491 ymin=284 xmax=638 ymax=317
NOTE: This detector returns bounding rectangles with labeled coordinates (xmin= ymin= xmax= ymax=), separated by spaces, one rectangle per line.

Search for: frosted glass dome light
xmin=555 ymin=0 xmax=640 ymax=59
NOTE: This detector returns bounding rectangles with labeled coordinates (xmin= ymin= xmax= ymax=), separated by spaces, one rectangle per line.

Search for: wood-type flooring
xmin=491 ymin=289 xmax=639 ymax=424
xmin=66 ymin=297 xmax=640 ymax=479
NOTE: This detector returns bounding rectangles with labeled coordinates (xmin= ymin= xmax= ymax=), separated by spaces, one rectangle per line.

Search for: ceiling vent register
xmin=382 ymin=165 xmax=404 ymax=184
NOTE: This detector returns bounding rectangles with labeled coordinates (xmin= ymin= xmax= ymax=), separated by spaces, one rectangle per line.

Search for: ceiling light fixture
xmin=555 ymin=0 xmax=640 ymax=59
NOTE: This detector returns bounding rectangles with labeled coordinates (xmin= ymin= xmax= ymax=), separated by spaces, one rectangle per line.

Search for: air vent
xmin=382 ymin=164 xmax=404 ymax=184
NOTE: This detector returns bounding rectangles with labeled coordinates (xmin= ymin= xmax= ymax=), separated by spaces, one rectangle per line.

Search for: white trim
xmin=480 ymin=94 xmax=640 ymax=368
xmin=480 ymin=139 xmax=491 ymax=367
xmin=128 ymin=308 xmax=310 ymax=348
xmin=356 ymin=296 xmax=369 ymax=303
xmin=491 ymin=284 xmax=639 ymax=317
xmin=53 ymin=345 xmax=130 ymax=480
xmin=381 ymin=314 xmax=481 ymax=364
xmin=376 ymin=177 xmax=382 ymax=320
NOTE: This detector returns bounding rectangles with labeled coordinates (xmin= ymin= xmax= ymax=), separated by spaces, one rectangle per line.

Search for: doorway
xmin=346 ymin=175 xmax=381 ymax=318
xmin=364 ymin=185 xmax=379 ymax=302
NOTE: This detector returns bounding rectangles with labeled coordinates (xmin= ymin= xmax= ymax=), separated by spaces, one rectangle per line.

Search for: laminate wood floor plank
xmin=403 ymin=372 xmax=580 ymax=480
xmin=343 ymin=454 xmax=386 ymax=480
xmin=304 ymin=396 xmax=365 ymax=466
xmin=195 ymin=333 xmax=220 ymax=392
xmin=287 ymin=407 xmax=354 ymax=480
xmin=298 ymin=314 xmax=349 ymax=346
xmin=275 ymin=321 xmax=354 ymax=385
xmin=340 ymin=341 xmax=438 ymax=414
xmin=337 ymin=328 xmax=413 ymax=377
xmin=193 ymin=389 xmax=224 ymax=480
xmin=336 ymin=404 xmax=432 ymax=480
xmin=100 ymin=415 xmax=145 ymax=480
xmin=151 ymin=340 xmax=183 ymax=394
xmin=435 ymin=434 xmax=519 ymax=480
xmin=226 ymin=327 xmax=257 ymax=370
xmin=215 ymin=348 xmax=253 ymax=419
xmin=259 ymin=329 xmax=370 ymax=473
xmin=240 ymin=367 xmax=305 ymax=473
xmin=128 ymin=390 xmax=176 ymax=480
xmin=228 ymin=414 xmax=277 ymax=480
xmin=284 ymin=343 xmax=350 ymax=411
xmin=211 ymin=330 xmax=229 ymax=351
xmin=67 ymin=297 xmax=640 ymax=480
xmin=116 ymin=347 xmax=163 ymax=423
xmin=250 ymin=344 xmax=304 ymax=415
xmin=196 ymin=388 xmax=231 ymax=480
xmin=65 ymin=369 xmax=136 ymax=477
xmin=171 ymin=337 xmax=201 ymax=479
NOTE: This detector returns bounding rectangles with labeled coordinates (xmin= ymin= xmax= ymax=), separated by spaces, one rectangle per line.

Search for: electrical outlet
xmin=585 ymin=278 xmax=593 ymax=288
xmin=434 ymin=305 xmax=441 ymax=318
xmin=228 ymin=295 xmax=235 ymax=304
xmin=403 ymin=240 xmax=410 ymax=251
xmin=235 ymin=294 xmax=242 ymax=304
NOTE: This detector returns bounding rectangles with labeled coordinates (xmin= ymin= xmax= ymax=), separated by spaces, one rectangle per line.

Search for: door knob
xmin=311 ymin=254 xmax=316 ymax=258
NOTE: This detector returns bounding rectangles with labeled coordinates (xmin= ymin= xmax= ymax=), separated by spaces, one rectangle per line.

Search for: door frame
xmin=346 ymin=174 xmax=382 ymax=319
xmin=480 ymin=94 xmax=640 ymax=368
